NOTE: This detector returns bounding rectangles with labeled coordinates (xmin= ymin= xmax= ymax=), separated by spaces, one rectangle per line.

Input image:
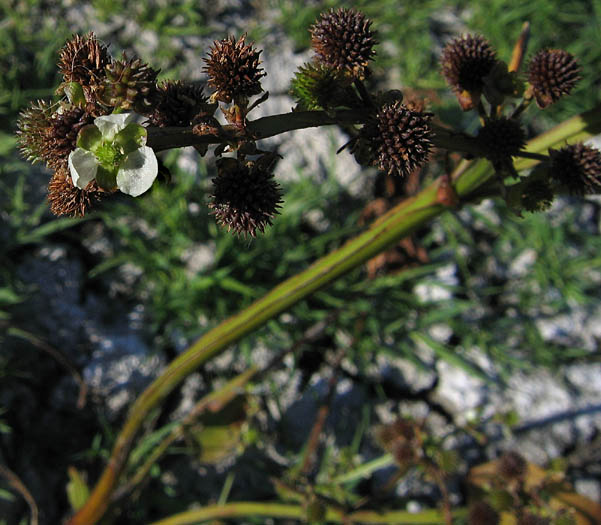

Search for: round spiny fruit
xmin=44 ymin=105 xmax=94 ymax=170
xmin=209 ymin=157 xmax=283 ymax=237
xmin=520 ymin=178 xmax=554 ymax=213
xmin=100 ymin=55 xmax=159 ymax=113
xmin=497 ymin=450 xmax=527 ymax=480
xmin=358 ymin=101 xmax=433 ymax=177
xmin=549 ymin=143 xmax=601 ymax=195
xmin=203 ymin=35 xmax=265 ymax=104
xmin=310 ymin=8 xmax=377 ymax=80
xmin=441 ymin=34 xmax=497 ymax=93
xmin=48 ymin=167 xmax=103 ymax=217
xmin=290 ymin=62 xmax=356 ymax=110
xmin=468 ymin=501 xmax=500 ymax=525
xmin=17 ymin=100 xmax=54 ymax=165
xmin=149 ymin=81 xmax=209 ymax=127
xmin=477 ymin=117 xmax=525 ymax=164
xmin=527 ymin=49 xmax=580 ymax=108
xmin=58 ymin=33 xmax=112 ymax=92
xmin=17 ymin=102 xmax=93 ymax=170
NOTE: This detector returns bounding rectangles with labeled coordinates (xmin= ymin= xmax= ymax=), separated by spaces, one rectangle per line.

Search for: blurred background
xmin=1 ymin=0 xmax=601 ymax=523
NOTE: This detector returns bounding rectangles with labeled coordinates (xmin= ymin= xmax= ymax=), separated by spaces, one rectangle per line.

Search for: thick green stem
xmin=67 ymin=104 xmax=601 ymax=525
xmin=149 ymin=501 xmax=464 ymax=524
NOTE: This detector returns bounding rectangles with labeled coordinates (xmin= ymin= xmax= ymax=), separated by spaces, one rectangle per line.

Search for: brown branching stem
xmin=299 ymin=351 xmax=344 ymax=476
xmin=0 ymin=464 xmax=39 ymax=525
xmin=147 ymin=110 xmax=486 ymax=158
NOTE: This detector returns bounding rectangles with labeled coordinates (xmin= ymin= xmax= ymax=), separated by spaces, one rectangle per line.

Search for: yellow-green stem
xmin=113 ymin=367 xmax=259 ymax=501
xmin=149 ymin=501 xmax=465 ymax=525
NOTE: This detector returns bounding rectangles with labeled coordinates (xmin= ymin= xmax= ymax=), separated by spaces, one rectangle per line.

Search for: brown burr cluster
xmin=549 ymin=143 xmax=601 ymax=195
xmin=441 ymin=34 xmax=498 ymax=94
xmin=310 ymin=7 xmax=377 ymax=80
xmin=47 ymin=167 xmax=103 ymax=217
xmin=357 ymin=101 xmax=434 ymax=178
xmin=209 ymin=156 xmax=283 ymax=237
xmin=149 ymin=81 xmax=210 ymax=128
xmin=203 ymin=35 xmax=265 ymax=103
xmin=58 ymin=33 xmax=112 ymax=103
xmin=527 ymin=49 xmax=580 ymax=108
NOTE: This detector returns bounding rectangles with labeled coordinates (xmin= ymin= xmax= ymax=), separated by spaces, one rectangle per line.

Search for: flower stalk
xmin=148 ymin=501 xmax=465 ymax=525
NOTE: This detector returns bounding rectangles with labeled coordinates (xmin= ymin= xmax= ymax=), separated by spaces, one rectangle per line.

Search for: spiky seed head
xmin=203 ymin=35 xmax=265 ymax=104
xmin=47 ymin=166 xmax=104 ymax=217
xmin=497 ymin=450 xmax=527 ymax=480
xmin=477 ymin=117 xmax=525 ymax=164
xmin=527 ymin=49 xmax=580 ymax=108
xmin=99 ymin=55 xmax=159 ymax=113
xmin=45 ymin=105 xmax=94 ymax=170
xmin=441 ymin=34 xmax=498 ymax=94
xmin=310 ymin=8 xmax=377 ymax=80
xmin=17 ymin=100 xmax=54 ymax=164
xmin=290 ymin=62 xmax=357 ymax=110
xmin=548 ymin=143 xmax=601 ymax=195
xmin=149 ymin=81 xmax=209 ymax=127
xmin=209 ymin=156 xmax=283 ymax=237
xmin=17 ymin=102 xmax=94 ymax=170
xmin=519 ymin=178 xmax=555 ymax=213
xmin=357 ymin=101 xmax=433 ymax=177
xmin=468 ymin=502 xmax=500 ymax=525
xmin=58 ymin=33 xmax=112 ymax=91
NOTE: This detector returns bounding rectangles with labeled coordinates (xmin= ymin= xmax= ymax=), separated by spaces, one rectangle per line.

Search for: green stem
xmin=112 ymin=367 xmax=259 ymax=502
xmin=148 ymin=110 xmax=485 ymax=157
xmin=67 ymin=103 xmax=601 ymax=525
xmin=147 ymin=109 xmax=370 ymax=152
xmin=332 ymin=453 xmax=395 ymax=484
xmin=149 ymin=501 xmax=465 ymax=525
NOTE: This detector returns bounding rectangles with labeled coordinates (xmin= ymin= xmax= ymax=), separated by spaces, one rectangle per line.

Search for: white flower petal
xmin=94 ymin=113 xmax=136 ymax=141
xmin=116 ymin=146 xmax=158 ymax=197
xmin=68 ymin=148 xmax=99 ymax=189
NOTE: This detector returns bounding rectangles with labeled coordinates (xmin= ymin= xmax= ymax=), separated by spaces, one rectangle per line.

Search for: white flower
xmin=68 ymin=148 xmax=98 ymax=189
xmin=68 ymin=113 xmax=158 ymax=197
xmin=116 ymin=146 xmax=158 ymax=197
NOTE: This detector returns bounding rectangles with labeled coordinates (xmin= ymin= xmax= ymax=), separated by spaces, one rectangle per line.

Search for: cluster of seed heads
xmin=439 ymin=28 xmax=601 ymax=208
xmin=15 ymin=9 xmax=601 ymax=231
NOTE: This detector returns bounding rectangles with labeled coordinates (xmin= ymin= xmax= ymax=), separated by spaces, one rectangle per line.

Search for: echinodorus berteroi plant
xmin=13 ymin=10 xmax=601 ymax=525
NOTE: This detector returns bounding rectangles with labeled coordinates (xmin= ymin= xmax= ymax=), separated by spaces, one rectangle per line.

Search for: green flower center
xmin=95 ymin=141 xmax=125 ymax=169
